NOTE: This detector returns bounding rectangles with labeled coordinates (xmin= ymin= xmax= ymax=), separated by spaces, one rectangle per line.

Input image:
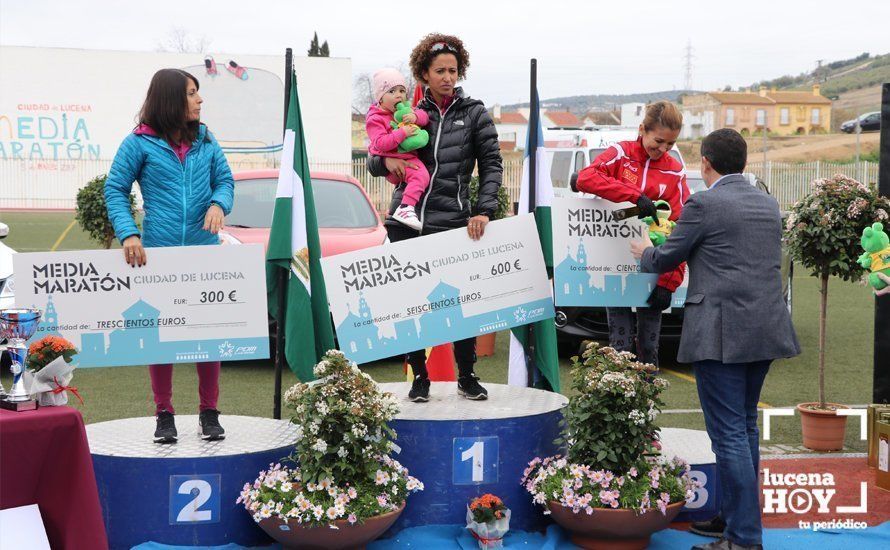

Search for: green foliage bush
xmin=74 ymin=175 xmax=136 ymax=249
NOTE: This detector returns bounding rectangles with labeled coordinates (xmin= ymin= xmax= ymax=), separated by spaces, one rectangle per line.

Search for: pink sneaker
xmin=204 ymin=55 xmax=218 ymax=76
xmin=393 ymin=205 xmax=422 ymax=231
xmin=226 ymin=60 xmax=248 ymax=80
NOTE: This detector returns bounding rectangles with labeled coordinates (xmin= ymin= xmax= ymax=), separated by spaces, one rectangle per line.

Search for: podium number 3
xmin=177 ymin=479 xmax=213 ymax=522
xmin=461 ymin=441 xmax=485 ymax=482
xmin=685 ymin=470 xmax=709 ymax=510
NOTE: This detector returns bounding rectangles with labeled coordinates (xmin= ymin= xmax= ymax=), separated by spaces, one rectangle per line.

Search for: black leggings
xmin=386 ymin=223 xmax=477 ymax=379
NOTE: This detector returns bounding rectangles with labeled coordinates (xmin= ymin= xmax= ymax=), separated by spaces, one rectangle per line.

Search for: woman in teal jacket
xmin=105 ymin=68 xmax=234 ymax=444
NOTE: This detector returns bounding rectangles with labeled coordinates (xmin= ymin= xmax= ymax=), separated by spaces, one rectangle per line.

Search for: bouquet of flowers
xmin=23 ymin=335 xmax=81 ymax=406
xmin=466 ymin=494 xmax=510 ymax=549
xmin=521 ymin=343 xmax=696 ymax=515
xmin=236 ymin=350 xmax=423 ymax=528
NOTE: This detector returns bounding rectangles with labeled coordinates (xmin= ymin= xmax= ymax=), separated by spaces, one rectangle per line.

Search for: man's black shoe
xmin=692 ymin=539 xmax=762 ymax=550
xmin=199 ymin=409 xmax=226 ymax=441
xmin=457 ymin=374 xmax=488 ymax=400
xmin=154 ymin=410 xmax=177 ymax=444
xmin=408 ymin=376 xmax=430 ymax=402
xmin=690 ymin=516 xmax=726 ymax=538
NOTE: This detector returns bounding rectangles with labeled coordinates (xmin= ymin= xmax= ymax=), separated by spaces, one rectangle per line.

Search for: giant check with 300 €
xmin=12 ymin=244 xmax=269 ymax=367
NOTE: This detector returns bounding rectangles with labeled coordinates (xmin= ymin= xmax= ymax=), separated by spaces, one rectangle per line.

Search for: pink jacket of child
xmin=366 ymin=104 xmax=429 ymax=159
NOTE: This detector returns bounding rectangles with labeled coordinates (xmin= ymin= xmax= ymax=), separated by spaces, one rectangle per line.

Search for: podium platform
xmin=87 ymin=415 xmax=298 ymax=550
xmin=659 ymin=427 xmax=721 ymax=522
xmin=379 ymin=382 xmax=568 ymax=532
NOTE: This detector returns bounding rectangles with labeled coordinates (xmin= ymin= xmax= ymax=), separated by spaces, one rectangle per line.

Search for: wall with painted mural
xmin=0 ymin=46 xmax=352 ymax=208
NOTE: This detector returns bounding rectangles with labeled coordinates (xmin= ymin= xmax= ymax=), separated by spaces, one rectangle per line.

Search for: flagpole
xmin=273 ymin=47 xmax=293 ymax=420
xmin=526 ymin=58 xmax=538 ymax=388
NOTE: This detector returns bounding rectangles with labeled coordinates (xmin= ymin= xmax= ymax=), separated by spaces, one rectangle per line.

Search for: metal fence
xmin=747 ymin=160 xmax=880 ymax=211
xmin=0 ymin=157 xmax=879 ymax=213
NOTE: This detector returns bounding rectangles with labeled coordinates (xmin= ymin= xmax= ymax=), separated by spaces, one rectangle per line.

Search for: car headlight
xmin=0 ymin=275 xmax=14 ymax=298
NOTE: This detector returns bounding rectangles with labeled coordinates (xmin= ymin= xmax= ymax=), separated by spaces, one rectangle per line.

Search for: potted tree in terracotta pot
xmin=236 ymin=350 xmax=424 ymax=548
xmin=469 ymin=176 xmax=513 ymax=357
xmin=521 ymin=343 xmax=695 ymax=550
xmin=784 ymin=174 xmax=890 ymax=450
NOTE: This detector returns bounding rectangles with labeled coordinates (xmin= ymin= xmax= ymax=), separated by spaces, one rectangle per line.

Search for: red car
xmin=219 ymin=169 xmax=387 ymax=255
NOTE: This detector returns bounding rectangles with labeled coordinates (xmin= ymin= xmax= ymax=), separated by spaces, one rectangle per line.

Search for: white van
xmin=543 ymin=127 xmax=685 ymax=193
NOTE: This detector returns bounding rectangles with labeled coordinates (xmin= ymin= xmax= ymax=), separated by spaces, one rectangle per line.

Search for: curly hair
xmin=409 ymin=33 xmax=470 ymax=85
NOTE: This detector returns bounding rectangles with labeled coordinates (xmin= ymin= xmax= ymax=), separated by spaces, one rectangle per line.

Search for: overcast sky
xmin=1 ymin=0 xmax=886 ymax=106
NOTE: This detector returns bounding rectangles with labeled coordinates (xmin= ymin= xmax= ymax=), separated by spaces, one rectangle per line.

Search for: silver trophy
xmin=0 ymin=308 xmax=42 ymax=411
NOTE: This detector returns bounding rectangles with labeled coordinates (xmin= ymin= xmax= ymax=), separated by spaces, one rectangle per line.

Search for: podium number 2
xmin=169 ymin=474 xmax=220 ymax=524
xmin=461 ymin=441 xmax=485 ymax=482
xmin=177 ymin=480 xmax=212 ymax=522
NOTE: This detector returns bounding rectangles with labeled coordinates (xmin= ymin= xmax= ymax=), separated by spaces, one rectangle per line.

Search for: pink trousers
xmin=148 ymin=362 xmax=220 ymax=414
xmin=386 ymin=160 xmax=430 ymax=207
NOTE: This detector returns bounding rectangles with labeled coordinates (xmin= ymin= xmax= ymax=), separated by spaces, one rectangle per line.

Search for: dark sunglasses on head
xmin=430 ymin=42 xmax=457 ymax=53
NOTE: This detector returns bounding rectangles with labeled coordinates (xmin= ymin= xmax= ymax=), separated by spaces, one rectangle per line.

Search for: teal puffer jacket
xmin=105 ymin=124 xmax=234 ymax=247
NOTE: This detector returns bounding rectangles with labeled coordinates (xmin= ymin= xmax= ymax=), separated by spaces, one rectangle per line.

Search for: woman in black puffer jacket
xmin=368 ymin=33 xmax=503 ymax=403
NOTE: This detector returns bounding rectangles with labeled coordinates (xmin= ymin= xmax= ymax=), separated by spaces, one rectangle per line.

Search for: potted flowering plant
xmin=522 ymin=343 xmax=695 ymax=550
xmin=784 ymin=174 xmax=890 ymax=450
xmin=466 ymin=493 xmax=511 ymax=548
xmin=23 ymin=335 xmax=81 ymax=406
xmin=236 ymin=350 xmax=423 ymax=548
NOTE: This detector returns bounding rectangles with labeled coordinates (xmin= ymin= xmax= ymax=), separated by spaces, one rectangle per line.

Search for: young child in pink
xmin=366 ymin=68 xmax=429 ymax=231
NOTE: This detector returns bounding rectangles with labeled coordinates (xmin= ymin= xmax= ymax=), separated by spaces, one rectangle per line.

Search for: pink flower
xmin=348 ymin=513 xmax=357 ymax=524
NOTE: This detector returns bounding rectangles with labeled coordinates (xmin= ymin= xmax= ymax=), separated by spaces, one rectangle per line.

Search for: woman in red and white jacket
xmin=573 ymin=100 xmax=689 ymax=368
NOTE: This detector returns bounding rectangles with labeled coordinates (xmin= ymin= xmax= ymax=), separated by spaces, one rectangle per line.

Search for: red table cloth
xmin=0 ymin=406 xmax=108 ymax=550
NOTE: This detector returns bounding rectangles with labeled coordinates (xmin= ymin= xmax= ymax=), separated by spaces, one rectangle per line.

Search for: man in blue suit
xmin=631 ymin=128 xmax=800 ymax=550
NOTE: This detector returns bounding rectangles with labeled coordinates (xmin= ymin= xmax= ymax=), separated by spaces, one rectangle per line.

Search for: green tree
xmin=785 ymin=175 xmax=890 ymax=408
xmin=75 ymin=174 xmax=137 ymax=249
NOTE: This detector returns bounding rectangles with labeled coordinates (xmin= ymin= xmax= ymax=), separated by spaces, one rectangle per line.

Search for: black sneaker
xmin=690 ymin=515 xmax=726 ymax=538
xmin=457 ymin=374 xmax=488 ymax=400
xmin=199 ymin=409 xmax=226 ymax=441
xmin=154 ymin=410 xmax=177 ymax=444
xmin=408 ymin=375 xmax=430 ymax=402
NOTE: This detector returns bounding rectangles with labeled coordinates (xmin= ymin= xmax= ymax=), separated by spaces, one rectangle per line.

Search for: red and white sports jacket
xmin=575 ymin=137 xmax=689 ymax=292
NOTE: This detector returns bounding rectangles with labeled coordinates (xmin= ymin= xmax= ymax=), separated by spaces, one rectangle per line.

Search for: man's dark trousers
xmin=693 ymin=359 xmax=771 ymax=547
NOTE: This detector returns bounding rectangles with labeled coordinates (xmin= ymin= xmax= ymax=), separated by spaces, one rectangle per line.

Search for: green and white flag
xmin=266 ymin=73 xmax=335 ymax=381
xmin=508 ymin=87 xmax=560 ymax=392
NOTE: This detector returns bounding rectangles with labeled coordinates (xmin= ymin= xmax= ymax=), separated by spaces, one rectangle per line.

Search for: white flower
xmin=312 ymin=439 xmax=328 ymax=453
xmin=280 ymin=481 xmax=292 ymax=493
xmin=337 ymin=446 xmax=348 ymax=458
xmin=628 ymin=409 xmax=646 ymax=426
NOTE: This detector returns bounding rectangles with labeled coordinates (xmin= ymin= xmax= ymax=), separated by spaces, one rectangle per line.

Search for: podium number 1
xmin=461 ymin=441 xmax=485 ymax=482
xmin=453 ymin=437 xmax=498 ymax=485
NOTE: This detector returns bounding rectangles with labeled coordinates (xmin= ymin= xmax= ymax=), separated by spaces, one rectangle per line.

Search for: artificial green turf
xmin=0 ymin=211 xmax=876 ymax=451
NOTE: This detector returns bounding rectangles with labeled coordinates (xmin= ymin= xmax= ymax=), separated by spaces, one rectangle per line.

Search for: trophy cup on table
xmin=0 ymin=308 xmax=42 ymax=411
